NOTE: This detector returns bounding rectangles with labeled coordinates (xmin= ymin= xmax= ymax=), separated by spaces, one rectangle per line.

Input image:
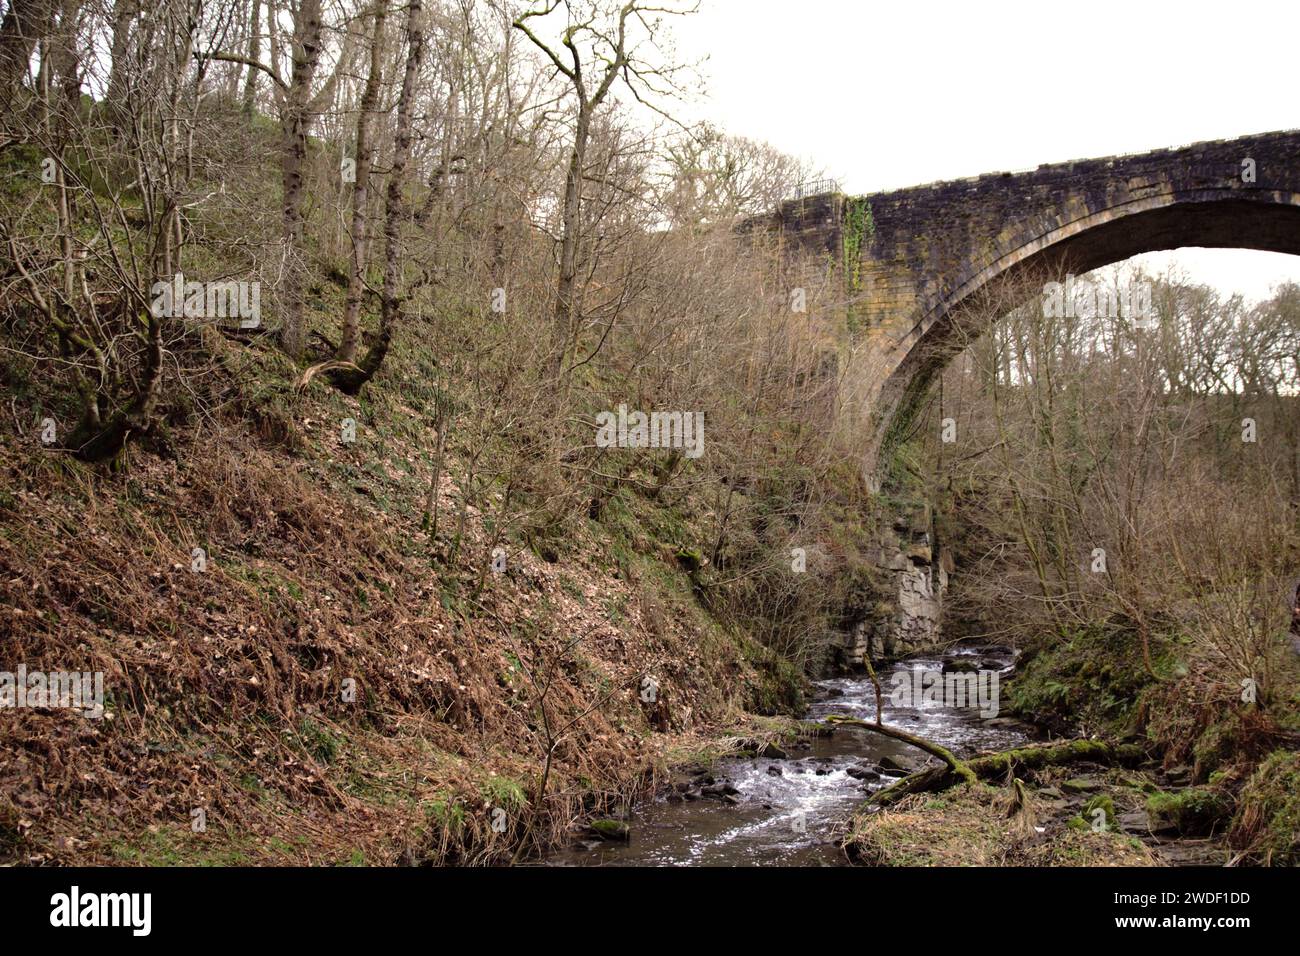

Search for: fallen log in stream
xmin=822 ymin=714 xmax=977 ymax=783
xmin=820 ymin=716 xmax=1148 ymax=807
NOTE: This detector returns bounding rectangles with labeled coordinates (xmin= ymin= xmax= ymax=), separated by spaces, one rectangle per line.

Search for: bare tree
xmin=1 ymin=0 xmax=211 ymax=461
xmin=212 ymin=0 xmax=346 ymax=358
xmin=512 ymin=0 xmax=696 ymax=383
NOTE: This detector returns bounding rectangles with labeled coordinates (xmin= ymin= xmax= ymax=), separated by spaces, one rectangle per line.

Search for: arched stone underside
xmin=756 ymin=129 xmax=1300 ymax=489
xmin=877 ymin=194 xmax=1300 ymax=481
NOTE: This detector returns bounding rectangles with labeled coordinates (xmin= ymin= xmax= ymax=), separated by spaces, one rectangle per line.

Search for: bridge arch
xmin=760 ymin=130 xmax=1300 ymax=487
xmin=872 ymin=187 xmax=1300 ymax=484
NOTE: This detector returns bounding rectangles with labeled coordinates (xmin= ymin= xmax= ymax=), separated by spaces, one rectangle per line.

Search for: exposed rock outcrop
xmin=835 ymin=506 xmax=951 ymax=669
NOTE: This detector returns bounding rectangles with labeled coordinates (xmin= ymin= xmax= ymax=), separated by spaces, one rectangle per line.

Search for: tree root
xmin=294 ymin=359 xmax=364 ymax=393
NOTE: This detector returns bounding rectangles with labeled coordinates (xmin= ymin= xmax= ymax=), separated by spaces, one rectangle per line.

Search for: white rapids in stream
xmin=548 ymin=646 xmax=1033 ymax=866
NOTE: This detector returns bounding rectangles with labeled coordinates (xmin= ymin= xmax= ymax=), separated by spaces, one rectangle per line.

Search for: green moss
xmin=674 ymin=547 xmax=704 ymax=573
xmin=481 ymin=775 xmax=528 ymax=810
xmin=1146 ymin=787 xmax=1231 ymax=835
xmin=1082 ymin=794 xmax=1116 ymax=829
xmin=588 ymin=818 xmax=630 ymax=841
xmin=1189 ymin=710 xmax=1255 ymax=780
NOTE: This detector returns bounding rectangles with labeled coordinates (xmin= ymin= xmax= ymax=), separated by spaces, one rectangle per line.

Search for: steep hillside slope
xmin=0 ymin=327 xmax=807 ymax=865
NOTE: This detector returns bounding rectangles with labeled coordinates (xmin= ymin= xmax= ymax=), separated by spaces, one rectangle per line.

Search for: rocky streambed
xmin=546 ymin=645 xmax=1031 ymax=866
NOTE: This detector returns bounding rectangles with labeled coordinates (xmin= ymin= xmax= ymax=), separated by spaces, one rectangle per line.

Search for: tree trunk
xmin=105 ymin=0 xmax=137 ymax=104
xmin=823 ymin=715 xmax=976 ymax=783
xmin=335 ymin=1 xmax=386 ymax=366
xmin=336 ymin=0 xmax=422 ymax=393
xmin=278 ymin=0 xmax=324 ymax=359
xmin=241 ymin=0 xmax=260 ymax=116
xmin=0 ymin=0 xmax=56 ymax=106
xmin=49 ymin=0 xmax=81 ymax=115
xmin=552 ymin=109 xmax=588 ymax=378
xmin=868 ymin=739 xmax=1149 ymax=807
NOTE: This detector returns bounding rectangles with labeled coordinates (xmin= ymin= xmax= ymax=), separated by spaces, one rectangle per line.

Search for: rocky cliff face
xmin=837 ymin=506 xmax=951 ymax=669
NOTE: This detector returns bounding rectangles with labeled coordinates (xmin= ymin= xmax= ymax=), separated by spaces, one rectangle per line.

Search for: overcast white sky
xmin=672 ymin=0 xmax=1300 ymax=302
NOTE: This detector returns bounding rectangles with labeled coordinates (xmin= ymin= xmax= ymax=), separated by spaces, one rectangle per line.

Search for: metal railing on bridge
xmin=789 ymin=178 xmax=842 ymax=200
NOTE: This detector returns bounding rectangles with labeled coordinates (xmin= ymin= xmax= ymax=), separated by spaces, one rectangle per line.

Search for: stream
xmin=547 ymin=645 xmax=1033 ymax=866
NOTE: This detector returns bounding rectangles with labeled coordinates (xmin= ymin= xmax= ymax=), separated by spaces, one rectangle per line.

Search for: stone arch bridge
xmin=751 ymin=128 xmax=1300 ymax=488
xmin=746 ymin=129 xmax=1300 ymax=664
